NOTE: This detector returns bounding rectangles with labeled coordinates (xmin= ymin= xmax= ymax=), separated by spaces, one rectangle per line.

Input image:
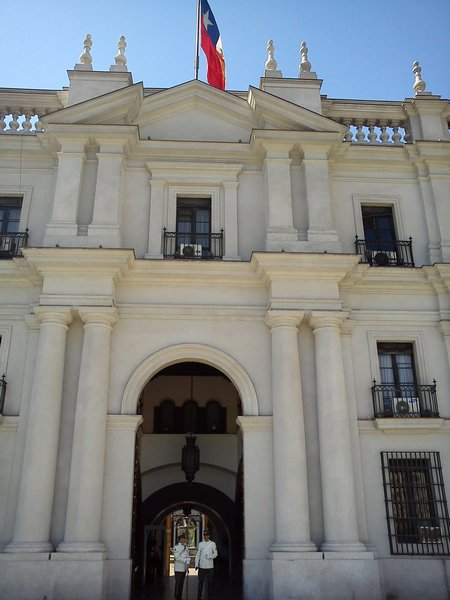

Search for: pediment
xmin=41 ymin=79 xmax=345 ymax=143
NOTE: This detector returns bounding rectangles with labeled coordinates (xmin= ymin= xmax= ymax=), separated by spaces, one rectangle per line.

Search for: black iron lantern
xmin=0 ymin=374 xmax=6 ymax=415
xmin=181 ymin=433 xmax=200 ymax=482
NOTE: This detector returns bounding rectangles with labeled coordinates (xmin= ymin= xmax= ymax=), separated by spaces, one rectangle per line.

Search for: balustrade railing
xmin=355 ymin=236 xmax=414 ymax=267
xmin=0 ymin=111 xmax=45 ymax=133
xmin=372 ymin=380 xmax=439 ymax=418
xmin=322 ymin=99 xmax=411 ymax=144
xmin=163 ymin=229 xmax=224 ymax=259
xmin=0 ymin=230 xmax=29 ymax=258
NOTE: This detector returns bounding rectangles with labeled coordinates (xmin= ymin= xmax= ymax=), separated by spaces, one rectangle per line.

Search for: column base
xmin=271 ymin=540 xmax=318 ymax=553
xmin=57 ymin=541 xmax=106 ymax=553
xmin=320 ymin=540 xmax=367 ymax=553
xmin=4 ymin=540 xmax=53 ymax=554
xmin=271 ymin=551 xmax=381 ymax=600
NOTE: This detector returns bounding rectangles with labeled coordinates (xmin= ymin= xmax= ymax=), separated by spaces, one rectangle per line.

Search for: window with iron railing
xmin=371 ymin=343 xmax=439 ymax=418
xmin=0 ymin=197 xmax=28 ymax=258
xmin=355 ymin=205 xmax=414 ymax=267
xmin=381 ymin=452 xmax=450 ymax=555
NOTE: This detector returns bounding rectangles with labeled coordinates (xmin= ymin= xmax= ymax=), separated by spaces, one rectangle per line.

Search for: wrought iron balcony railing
xmin=355 ymin=236 xmax=414 ymax=267
xmin=0 ymin=374 xmax=7 ymax=415
xmin=372 ymin=380 xmax=439 ymax=418
xmin=163 ymin=228 xmax=224 ymax=260
xmin=0 ymin=230 xmax=29 ymax=258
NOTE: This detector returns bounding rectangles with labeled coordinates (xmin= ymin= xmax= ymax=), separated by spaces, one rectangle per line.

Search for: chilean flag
xmin=200 ymin=0 xmax=226 ymax=90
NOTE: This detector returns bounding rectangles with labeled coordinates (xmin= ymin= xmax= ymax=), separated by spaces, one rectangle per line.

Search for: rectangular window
xmin=381 ymin=452 xmax=450 ymax=555
xmin=377 ymin=343 xmax=418 ymax=416
xmin=362 ymin=205 xmax=396 ymax=246
xmin=176 ymin=198 xmax=211 ymax=258
xmin=0 ymin=198 xmax=22 ymax=234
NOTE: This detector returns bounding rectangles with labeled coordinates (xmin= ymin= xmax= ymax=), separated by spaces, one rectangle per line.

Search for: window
xmin=0 ymin=197 xmax=27 ymax=258
xmin=177 ymin=198 xmax=211 ymax=257
xmin=362 ymin=205 xmax=396 ymax=247
xmin=0 ymin=198 xmax=22 ymax=234
xmin=381 ymin=452 xmax=450 ymax=555
xmin=377 ymin=343 xmax=417 ymax=415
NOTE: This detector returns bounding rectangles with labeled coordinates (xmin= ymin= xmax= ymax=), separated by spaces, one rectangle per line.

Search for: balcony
xmin=0 ymin=230 xmax=29 ymax=258
xmin=372 ymin=380 xmax=439 ymax=418
xmin=0 ymin=374 xmax=6 ymax=415
xmin=163 ymin=229 xmax=224 ymax=260
xmin=355 ymin=236 xmax=414 ymax=267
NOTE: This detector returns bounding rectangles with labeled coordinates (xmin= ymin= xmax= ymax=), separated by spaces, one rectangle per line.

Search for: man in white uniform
xmin=195 ymin=530 xmax=218 ymax=600
xmin=172 ymin=533 xmax=191 ymax=600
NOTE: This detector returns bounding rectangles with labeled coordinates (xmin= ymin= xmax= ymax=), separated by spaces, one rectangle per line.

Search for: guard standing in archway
xmin=195 ymin=530 xmax=218 ymax=600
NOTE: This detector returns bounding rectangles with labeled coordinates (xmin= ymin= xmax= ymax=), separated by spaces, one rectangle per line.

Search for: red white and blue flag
xmin=200 ymin=0 xmax=226 ymax=90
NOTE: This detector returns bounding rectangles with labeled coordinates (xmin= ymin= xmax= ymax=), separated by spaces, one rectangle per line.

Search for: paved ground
xmin=132 ymin=568 xmax=242 ymax=600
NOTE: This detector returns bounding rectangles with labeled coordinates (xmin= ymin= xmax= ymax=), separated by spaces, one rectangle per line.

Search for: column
xmin=145 ymin=178 xmax=165 ymax=259
xmin=223 ymin=181 xmax=240 ymax=260
xmin=88 ymin=143 xmax=124 ymax=245
xmin=6 ymin=308 xmax=72 ymax=553
xmin=263 ymin=144 xmax=298 ymax=249
xmin=266 ymin=311 xmax=316 ymax=552
xmin=310 ymin=313 xmax=366 ymax=552
xmin=302 ymin=145 xmax=339 ymax=244
xmin=45 ymin=144 xmax=85 ymax=239
xmin=58 ymin=308 xmax=117 ymax=553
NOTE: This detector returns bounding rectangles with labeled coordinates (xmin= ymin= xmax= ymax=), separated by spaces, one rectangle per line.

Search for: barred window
xmin=381 ymin=452 xmax=450 ymax=555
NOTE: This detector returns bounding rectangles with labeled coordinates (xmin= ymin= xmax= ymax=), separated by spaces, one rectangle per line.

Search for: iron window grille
xmin=381 ymin=451 xmax=450 ymax=555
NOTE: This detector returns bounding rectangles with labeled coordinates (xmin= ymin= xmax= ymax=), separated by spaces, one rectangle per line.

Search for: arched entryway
xmin=134 ymin=483 xmax=241 ymax=596
xmin=125 ymin=346 xmax=255 ymax=600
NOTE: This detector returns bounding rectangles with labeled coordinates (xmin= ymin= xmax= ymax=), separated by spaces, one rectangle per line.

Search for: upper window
xmin=176 ymin=198 xmax=211 ymax=258
xmin=362 ymin=205 xmax=396 ymax=246
xmin=381 ymin=451 xmax=450 ymax=555
xmin=0 ymin=198 xmax=22 ymax=234
xmin=358 ymin=205 xmax=414 ymax=267
xmin=373 ymin=342 xmax=439 ymax=418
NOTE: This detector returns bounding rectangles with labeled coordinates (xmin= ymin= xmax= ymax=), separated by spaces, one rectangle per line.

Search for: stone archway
xmin=121 ymin=343 xmax=258 ymax=417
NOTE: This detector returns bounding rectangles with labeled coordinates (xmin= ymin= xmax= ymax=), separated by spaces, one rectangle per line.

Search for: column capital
xmin=236 ymin=416 xmax=272 ymax=433
xmin=438 ymin=320 xmax=450 ymax=337
xmin=77 ymin=307 xmax=118 ymax=327
xmin=265 ymin=310 xmax=304 ymax=330
xmin=34 ymin=306 xmax=73 ymax=327
xmin=309 ymin=311 xmax=348 ymax=332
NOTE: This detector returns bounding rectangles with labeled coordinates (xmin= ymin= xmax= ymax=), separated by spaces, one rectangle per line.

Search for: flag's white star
xmin=202 ymin=10 xmax=213 ymax=31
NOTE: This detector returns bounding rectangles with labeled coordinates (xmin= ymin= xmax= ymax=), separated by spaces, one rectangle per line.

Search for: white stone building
xmin=0 ymin=36 xmax=449 ymax=600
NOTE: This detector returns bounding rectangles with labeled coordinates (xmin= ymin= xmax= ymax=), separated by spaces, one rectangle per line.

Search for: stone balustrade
xmin=0 ymin=111 xmax=46 ymax=133
xmin=322 ymin=99 xmax=411 ymax=144
xmin=0 ymin=89 xmax=65 ymax=134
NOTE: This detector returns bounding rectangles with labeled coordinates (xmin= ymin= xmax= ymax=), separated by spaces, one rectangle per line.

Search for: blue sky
xmin=3 ymin=0 xmax=449 ymax=101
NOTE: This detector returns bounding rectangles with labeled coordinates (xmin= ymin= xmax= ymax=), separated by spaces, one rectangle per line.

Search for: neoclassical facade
xmin=0 ymin=37 xmax=449 ymax=600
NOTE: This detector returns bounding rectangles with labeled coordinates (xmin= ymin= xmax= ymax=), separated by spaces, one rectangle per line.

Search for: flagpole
xmin=194 ymin=0 xmax=201 ymax=80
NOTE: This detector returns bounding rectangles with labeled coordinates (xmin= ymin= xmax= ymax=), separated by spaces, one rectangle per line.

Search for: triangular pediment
xmin=41 ymin=78 xmax=345 ymax=143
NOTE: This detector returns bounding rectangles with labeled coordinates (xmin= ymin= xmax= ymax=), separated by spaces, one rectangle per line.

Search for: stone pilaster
xmin=145 ymin=178 xmax=165 ymax=259
xmin=88 ymin=143 xmax=124 ymax=246
xmin=223 ymin=181 xmax=240 ymax=260
xmin=302 ymin=145 xmax=340 ymax=247
xmin=45 ymin=144 xmax=86 ymax=240
xmin=310 ymin=313 xmax=365 ymax=552
xmin=6 ymin=308 xmax=73 ymax=553
xmin=263 ymin=144 xmax=298 ymax=250
xmin=58 ymin=308 xmax=117 ymax=553
xmin=266 ymin=311 xmax=316 ymax=552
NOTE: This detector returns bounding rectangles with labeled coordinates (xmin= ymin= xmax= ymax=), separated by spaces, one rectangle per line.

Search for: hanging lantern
xmin=181 ymin=433 xmax=200 ymax=482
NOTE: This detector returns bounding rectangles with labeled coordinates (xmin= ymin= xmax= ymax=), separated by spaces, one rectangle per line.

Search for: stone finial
xmin=264 ymin=40 xmax=282 ymax=78
xmin=75 ymin=34 xmax=93 ymax=71
xmin=412 ymin=60 xmax=429 ymax=95
xmin=298 ymin=41 xmax=317 ymax=79
xmin=265 ymin=40 xmax=278 ymax=71
xmin=110 ymin=35 xmax=128 ymax=72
